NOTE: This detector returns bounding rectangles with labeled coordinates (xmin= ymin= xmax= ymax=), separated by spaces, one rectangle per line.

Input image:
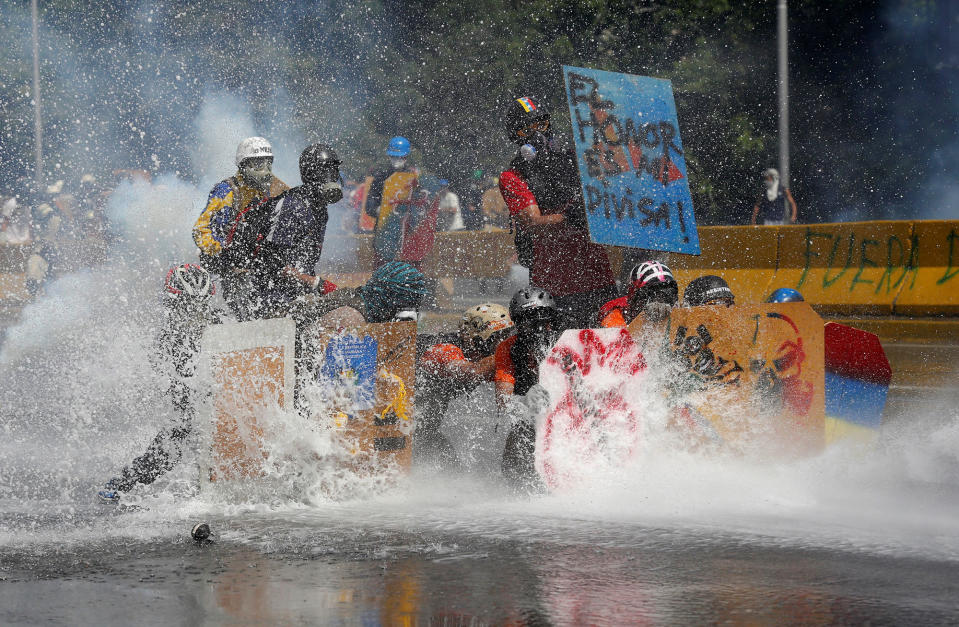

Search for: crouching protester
xmin=416 ymin=304 xmax=514 ymax=467
xmin=98 ymin=265 xmax=222 ymax=502
xmin=600 ymin=261 xmax=679 ymax=328
xmin=493 ymin=288 xmax=562 ymax=487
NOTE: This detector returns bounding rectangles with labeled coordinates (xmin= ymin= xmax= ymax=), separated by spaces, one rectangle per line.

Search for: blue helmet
xmin=386 ymin=136 xmax=411 ymax=158
xmin=767 ymin=288 xmax=804 ymax=303
xmin=362 ymin=262 xmax=429 ymax=322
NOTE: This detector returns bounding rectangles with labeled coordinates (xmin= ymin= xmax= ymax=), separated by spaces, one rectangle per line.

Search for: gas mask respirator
xmin=239 ymin=157 xmax=274 ymax=192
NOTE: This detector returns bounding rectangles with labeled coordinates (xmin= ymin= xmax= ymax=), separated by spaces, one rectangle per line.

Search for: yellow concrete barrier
xmin=893 ymin=221 xmax=959 ymax=316
xmin=774 ymin=221 xmax=916 ymax=315
xmin=666 ymin=226 xmax=779 ymax=306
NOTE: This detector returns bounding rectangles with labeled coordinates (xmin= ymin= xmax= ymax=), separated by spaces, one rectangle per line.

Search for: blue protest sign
xmin=563 ymin=66 xmax=700 ymax=255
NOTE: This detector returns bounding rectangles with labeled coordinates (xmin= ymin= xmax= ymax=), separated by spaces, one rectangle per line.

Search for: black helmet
xmin=684 ymin=275 xmax=735 ymax=307
xmin=505 ymin=96 xmax=550 ymax=144
xmin=299 ymin=143 xmax=341 ymax=184
xmin=509 ymin=286 xmax=557 ymax=323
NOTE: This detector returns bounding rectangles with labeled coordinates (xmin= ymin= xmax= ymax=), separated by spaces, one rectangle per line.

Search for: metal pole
xmin=777 ymin=0 xmax=789 ymax=194
xmin=32 ymin=0 xmax=43 ymax=184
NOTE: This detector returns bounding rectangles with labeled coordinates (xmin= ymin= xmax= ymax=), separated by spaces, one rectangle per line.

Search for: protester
xmin=224 ymin=143 xmax=343 ymax=321
xmin=499 ymin=96 xmax=616 ymax=330
xmin=416 ymin=303 xmax=514 ymax=466
xmin=98 ymin=264 xmax=221 ymax=502
xmin=437 ymin=180 xmax=464 ymax=231
xmin=751 ymin=168 xmax=798 ymax=225
xmin=365 ymin=136 xmax=419 ymax=264
xmin=600 ymin=262 xmax=679 ymax=327
xmin=684 ymin=275 xmax=736 ymax=307
xmin=193 ymin=137 xmax=289 ymax=316
xmin=766 ymin=287 xmax=804 ymax=303
xmin=494 ymin=287 xmax=561 ymax=485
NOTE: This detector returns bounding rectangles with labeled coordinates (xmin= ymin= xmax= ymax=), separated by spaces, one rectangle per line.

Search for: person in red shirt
xmin=599 ymin=261 xmax=679 ymax=328
xmin=499 ymin=96 xmax=617 ymax=330
xmin=416 ymin=303 xmax=514 ymax=467
xmin=494 ymin=287 xmax=561 ymax=486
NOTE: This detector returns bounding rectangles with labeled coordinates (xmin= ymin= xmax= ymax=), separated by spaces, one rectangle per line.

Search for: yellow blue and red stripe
xmin=516 ymin=97 xmax=537 ymax=112
xmin=823 ymin=322 xmax=892 ymax=444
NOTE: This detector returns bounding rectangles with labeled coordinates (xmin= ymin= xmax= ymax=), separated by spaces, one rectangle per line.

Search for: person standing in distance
xmin=499 ymin=97 xmax=617 ymax=330
xmin=751 ymin=168 xmax=797 ymax=225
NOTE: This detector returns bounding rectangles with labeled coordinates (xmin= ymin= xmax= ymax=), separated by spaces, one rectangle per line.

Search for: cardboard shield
xmin=304 ymin=320 xmax=416 ymax=475
xmin=629 ymin=303 xmax=826 ymax=456
xmin=199 ymin=318 xmax=296 ymax=481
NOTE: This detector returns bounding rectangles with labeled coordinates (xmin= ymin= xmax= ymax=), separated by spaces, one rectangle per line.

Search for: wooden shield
xmin=629 ymin=303 xmax=825 ymax=456
xmin=302 ymin=320 xmax=416 ymax=476
xmin=199 ymin=318 xmax=296 ymax=481
xmin=199 ymin=318 xmax=416 ymax=485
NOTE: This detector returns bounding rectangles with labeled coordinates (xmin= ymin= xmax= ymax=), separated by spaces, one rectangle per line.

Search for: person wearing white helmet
xmin=192 ymin=137 xmax=289 ymax=315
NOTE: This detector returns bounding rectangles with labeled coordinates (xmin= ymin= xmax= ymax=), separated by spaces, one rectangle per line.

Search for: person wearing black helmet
xmin=493 ymin=287 xmax=562 ymax=484
xmin=499 ymin=97 xmax=617 ymax=330
xmin=98 ymin=264 xmax=222 ymax=502
xmin=684 ymin=275 xmax=736 ymax=307
xmin=225 ymin=143 xmax=344 ymax=320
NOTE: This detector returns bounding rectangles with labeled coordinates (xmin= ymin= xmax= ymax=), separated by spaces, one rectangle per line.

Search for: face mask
xmin=240 ymin=157 xmax=274 ymax=192
xmin=308 ymin=181 xmax=343 ymax=205
xmin=390 ymin=158 xmax=407 ymax=170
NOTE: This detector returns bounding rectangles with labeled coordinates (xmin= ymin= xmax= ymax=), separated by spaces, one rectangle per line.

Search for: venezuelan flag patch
xmin=516 ymin=97 xmax=536 ymax=112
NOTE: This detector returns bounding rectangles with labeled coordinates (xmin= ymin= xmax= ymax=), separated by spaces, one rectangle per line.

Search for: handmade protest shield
xmin=628 ymin=303 xmax=825 ymax=456
xmin=563 ymin=65 xmax=700 ymax=255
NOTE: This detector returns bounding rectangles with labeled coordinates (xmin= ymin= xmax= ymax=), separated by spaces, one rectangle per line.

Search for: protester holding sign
xmin=498 ymin=96 xmax=616 ymax=330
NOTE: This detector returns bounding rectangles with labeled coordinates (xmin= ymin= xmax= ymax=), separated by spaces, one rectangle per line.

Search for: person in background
xmin=460 ymin=169 xmax=487 ymax=230
xmin=416 ymin=303 xmax=514 ymax=467
xmin=481 ymin=176 xmax=509 ymax=230
xmin=437 ymin=179 xmax=464 ymax=231
xmin=499 ymin=96 xmax=616 ymax=330
xmin=193 ymin=137 xmax=289 ymax=316
xmin=683 ymin=275 xmax=736 ymax=307
xmin=751 ymin=168 xmax=797 ymax=225
xmin=365 ymin=136 xmax=420 ymax=265
xmin=0 ymin=193 xmax=31 ymax=244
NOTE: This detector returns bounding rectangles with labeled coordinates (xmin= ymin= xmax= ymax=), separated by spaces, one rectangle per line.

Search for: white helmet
xmin=235 ymin=137 xmax=273 ymax=167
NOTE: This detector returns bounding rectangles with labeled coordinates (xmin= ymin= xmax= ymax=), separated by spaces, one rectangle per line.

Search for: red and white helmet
xmin=628 ymin=261 xmax=675 ymax=289
xmin=164 ymin=264 xmax=215 ymax=298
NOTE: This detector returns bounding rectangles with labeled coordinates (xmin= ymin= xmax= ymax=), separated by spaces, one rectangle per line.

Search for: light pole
xmin=32 ymin=0 xmax=43 ymax=184
xmin=777 ymin=0 xmax=789 ymax=195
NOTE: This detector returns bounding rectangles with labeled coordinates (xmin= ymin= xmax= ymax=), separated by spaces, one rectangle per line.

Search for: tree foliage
xmin=0 ymin=0 xmax=954 ymax=222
